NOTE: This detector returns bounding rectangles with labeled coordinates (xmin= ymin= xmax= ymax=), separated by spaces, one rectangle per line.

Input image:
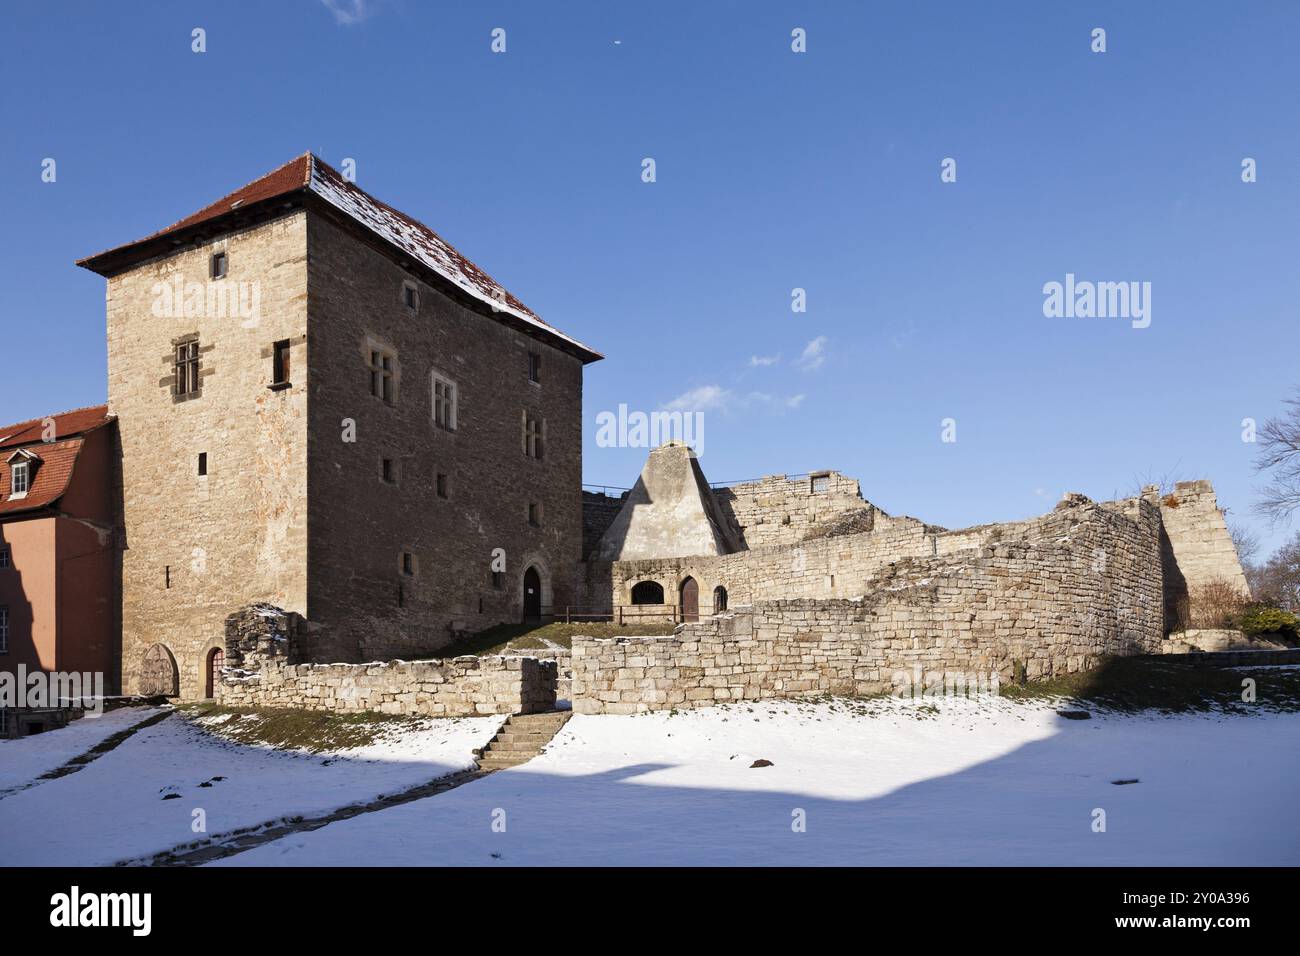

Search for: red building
xmin=0 ymin=405 xmax=119 ymax=737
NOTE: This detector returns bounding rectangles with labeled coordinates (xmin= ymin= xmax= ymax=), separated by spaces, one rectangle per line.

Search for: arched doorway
xmin=205 ymin=647 xmax=225 ymax=699
xmin=680 ymin=577 xmax=699 ymax=623
xmin=713 ymin=585 xmax=728 ymax=614
xmin=630 ymin=581 xmax=664 ymax=605
xmin=140 ymin=643 xmax=179 ymax=697
xmin=522 ymin=566 xmax=542 ymax=622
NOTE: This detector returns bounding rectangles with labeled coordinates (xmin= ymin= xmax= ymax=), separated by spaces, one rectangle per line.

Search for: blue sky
xmin=1 ymin=1 xmax=1297 ymax=555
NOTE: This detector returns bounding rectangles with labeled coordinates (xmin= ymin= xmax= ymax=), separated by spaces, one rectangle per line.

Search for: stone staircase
xmin=474 ymin=711 xmax=572 ymax=771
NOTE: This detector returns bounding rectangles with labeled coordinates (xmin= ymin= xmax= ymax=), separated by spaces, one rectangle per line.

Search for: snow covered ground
xmin=4 ymin=697 xmax=1297 ymax=866
xmin=219 ymin=698 xmax=1300 ymax=867
xmin=0 ymin=706 xmax=160 ymax=794
xmin=0 ymin=711 xmax=499 ymax=866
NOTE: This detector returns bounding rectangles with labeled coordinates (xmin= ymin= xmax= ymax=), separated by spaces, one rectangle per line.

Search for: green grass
xmin=432 ymin=619 xmax=680 ymax=657
xmin=180 ymin=703 xmax=426 ymax=753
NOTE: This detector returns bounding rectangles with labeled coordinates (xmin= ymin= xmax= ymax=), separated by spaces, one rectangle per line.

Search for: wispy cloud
xmin=663 ymin=385 xmax=731 ymax=412
xmin=748 ymin=354 xmax=780 ymax=368
xmin=662 ymin=385 xmax=804 ymax=415
xmin=321 ymin=0 xmax=375 ymax=26
xmin=798 ymin=336 xmax=827 ymax=371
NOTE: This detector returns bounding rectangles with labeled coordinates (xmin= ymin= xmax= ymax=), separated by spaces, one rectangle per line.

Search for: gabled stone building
xmin=78 ymin=154 xmax=601 ymax=699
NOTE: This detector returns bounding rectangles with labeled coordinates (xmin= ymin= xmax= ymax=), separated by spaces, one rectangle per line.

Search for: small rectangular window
xmin=528 ymin=502 xmax=541 ymax=527
xmin=0 ymin=546 xmax=9 ymax=569
xmin=10 ymin=462 xmax=29 ymax=495
xmin=403 ymin=283 xmax=418 ymax=310
xmin=381 ymin=458 xmax=395 ymax=484
xmin=436 ymin=473 xmax=448 ymax=499
xmin=528 ymin=351 xmax=541 ymax=384
xmin=402 ymin=552 xmax=414 ymax=576
xmin=433 ymin=375 xmax=457 ymax=431
xmin=198 ymin=453 xmax=208 ymax=476
xmin=492 ymin=570 xmax=505 ymax=590
xmin=0 ymin=605 xmax=8 ymax=654
xmin=523 ymin=412 xmax=544 ymax=460
xmin=272 ymin=339 xmax=291 ymax=386
xmin=164 ymin=565 xmax=171 ymax=589
xmin=211 ymin=251 xmax=227 ymax=279
xmin=369 ymin=349 xmax=395 ymax=403
xmin=175 ymin=340 xmax=200 ymax=396
xmin=811 ymin=474 xmax=829 ymax=494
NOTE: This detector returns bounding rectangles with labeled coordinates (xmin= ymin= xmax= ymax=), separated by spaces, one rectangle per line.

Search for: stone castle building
xmin=66 ymin=155 xmax=1253 ymax=710
xmin=78 ymin=154 xmax=601 ymax=698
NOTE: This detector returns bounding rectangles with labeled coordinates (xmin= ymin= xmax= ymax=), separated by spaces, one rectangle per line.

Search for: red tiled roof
xmin=0 ymin=439 xmax=85 ymax=516
xmin=0 ymin=404 xmax=111 ymax=450
xmin=0 ymin=405 xmax=111 ymax=516
xmin=77 ymin=154 xmax=601 ymax=362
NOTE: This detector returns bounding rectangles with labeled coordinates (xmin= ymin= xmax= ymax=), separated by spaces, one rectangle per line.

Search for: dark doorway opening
xmin=631 ymin=581 xmax=664 ymax=605
xmin=523 ymin=566 xmax=542 ymax=622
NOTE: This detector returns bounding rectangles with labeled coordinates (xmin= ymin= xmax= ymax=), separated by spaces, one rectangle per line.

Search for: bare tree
xmin=1255 ymin=388 xmax=1300 ymax=523
xmin=1127 ymin=462 xmax=1186 ymax=499
xmin=1229 ymin=521 xmax=1261 ymax=565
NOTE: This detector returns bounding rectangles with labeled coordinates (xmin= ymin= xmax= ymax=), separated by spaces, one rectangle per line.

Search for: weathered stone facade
xmin=217 ymin=604 xmax=555 ymax=716
xmin=91 ymin=157 xmax=598 ymax=699
xmin=713 ymin=470 xmax=880 ymax=548
xmin=304 ymin=213 xmax=585 ymax=663
xmin=106 ymin=213 xmax=310 ymax=700
xmin=573 ymin=495 xmax=1165 ymax=714
xmin=1149 ymin=480 xmax=1252 ymax=621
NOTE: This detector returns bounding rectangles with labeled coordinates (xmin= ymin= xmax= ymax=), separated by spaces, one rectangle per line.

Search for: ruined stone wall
xmin=573 ymin=497 xmax=1163 ymax=713
xmin=1151 ymin=481 xmax=1252 ymax=615
xmin=608 ymin=515 xmax=941 ymax=614
xmin=218 ymin=655 xmax=556 ymax=716
xmin=108 ymin=212 xmax=310 ymax=699
xmin=711 ymin=471 xmax=878 ymax=548
xmin=217 ymin=602 xmax=555 ymax=715
xmin=304 ymin=214 xmax=586 ymax=661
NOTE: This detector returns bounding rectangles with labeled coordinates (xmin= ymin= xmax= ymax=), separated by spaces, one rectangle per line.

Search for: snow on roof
xmin=305 ymin=158 xmax=598 ymax=358
xmin=77 ymin=154 xmax=601 ymax=362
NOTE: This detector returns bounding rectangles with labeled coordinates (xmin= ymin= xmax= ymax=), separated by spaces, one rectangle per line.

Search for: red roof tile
xmin=0 ymin=405 xmax=111 ymax=516
xmin=0 ymin=439 xmax=85 ymax=516
xmin=77 ymin=154 xmax=601 ymax=362
xmin=0 ymin=404 xmax=111 ymax=450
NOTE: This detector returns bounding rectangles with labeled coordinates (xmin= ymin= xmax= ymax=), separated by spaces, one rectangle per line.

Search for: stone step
xmin=504 ymin=718 xmax=568 ymax=732
xmin=478 ymin=756 xmax=532 ymax=769
xmin=474 ymin=710 xmax=571 ymax=769
xmin=492 ymin=732 xmax=552 ymax=746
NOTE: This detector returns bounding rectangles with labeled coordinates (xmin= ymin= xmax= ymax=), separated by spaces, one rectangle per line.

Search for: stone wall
xmin=108 ymin=212 xmax=311 ymax=700
xmin=1150 ymin=481 xmax=1252 ymax=619
xmin=305 ymin=213 xmax=586 ymax=662
xmin=217 ymin=603 xmax=555 ymax=716
xmin=218 ymin=655 xmax=556 ymax=717
xmin=711 ymin=471 xmax=880 ymax=549
xmin=572 ymin=496 xmax=1164 ymax=713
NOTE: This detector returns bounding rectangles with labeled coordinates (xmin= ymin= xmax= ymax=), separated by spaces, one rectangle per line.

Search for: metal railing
xmin=537 ymin=604 xmax=724 ymax=625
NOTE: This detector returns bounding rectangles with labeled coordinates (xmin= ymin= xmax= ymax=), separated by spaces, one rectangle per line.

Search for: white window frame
xmin=432 ymin=372 xmax=458 ymax=432
xmin=0 ymin=545 xmax=9 ymax=569
xmin=0 ymin=606 xmax=8 ymax=654
xmin=10 ymin=461 xmax=30 ymax=497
